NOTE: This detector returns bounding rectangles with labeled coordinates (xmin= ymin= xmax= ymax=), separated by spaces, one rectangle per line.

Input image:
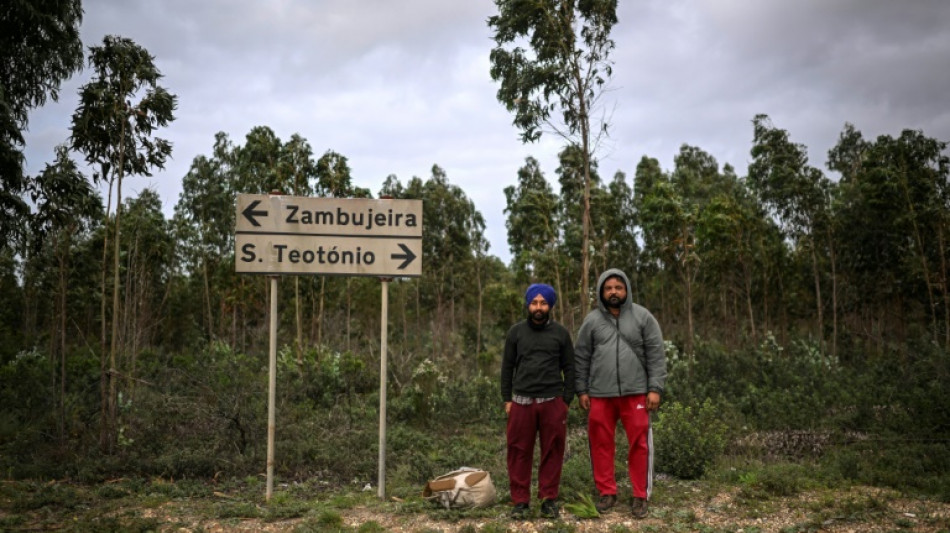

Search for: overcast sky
xmin=23 ymin=0 xmax=950 ymax=264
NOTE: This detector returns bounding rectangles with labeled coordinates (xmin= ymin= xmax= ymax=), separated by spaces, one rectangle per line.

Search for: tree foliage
xmin=0 ymin=0 xmax=84 ymax=246
xmin=70 ymin=35 xmax=177 ymax=453
xmin=489 ymin=0 xmax=618 ymax=308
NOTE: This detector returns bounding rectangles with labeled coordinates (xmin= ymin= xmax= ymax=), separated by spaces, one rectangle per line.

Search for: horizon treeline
xmin=5 ymin=110 xmax=948 ymax=369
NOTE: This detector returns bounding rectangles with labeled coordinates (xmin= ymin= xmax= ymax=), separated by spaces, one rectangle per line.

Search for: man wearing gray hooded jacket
xmin=574 ymin=268 xmax=667 ymax=519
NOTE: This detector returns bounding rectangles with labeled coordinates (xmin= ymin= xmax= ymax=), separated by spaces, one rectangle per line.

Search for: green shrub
xmin=653 ymin=399 xmax=728 ymax=479
xmin=737 ymin=462 xmax=811 ymax=500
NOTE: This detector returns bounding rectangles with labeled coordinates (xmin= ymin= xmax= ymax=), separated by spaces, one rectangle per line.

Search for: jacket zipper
xmin=614 ymin=315 xmax=622 ymax=395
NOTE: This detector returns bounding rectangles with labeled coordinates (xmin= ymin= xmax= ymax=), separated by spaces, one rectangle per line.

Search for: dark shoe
xmin=510 ymin=502 xmax=529 ymax=519
xmin=595 ymin=494 xmax=617 ymax=513
xmin=631 ymin=497 xmax=649 ymax=519
xmin=540 ymin=498 xmax=559 ymax=519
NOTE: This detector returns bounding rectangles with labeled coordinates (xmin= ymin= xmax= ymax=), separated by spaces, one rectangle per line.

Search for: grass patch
xmin=213 ymin=501 xmax=263 ymax=519
xmin=736 ymin=462 xmax=814 ymax=500
xmin=356 ymin=521 xmax=386 ymax=533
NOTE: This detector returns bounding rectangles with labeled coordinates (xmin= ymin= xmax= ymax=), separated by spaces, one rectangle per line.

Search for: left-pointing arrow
xmin=242 ymin=200 xmax=268 ymax=227
xmin=391 ymin=243 xmax=416 ymax=270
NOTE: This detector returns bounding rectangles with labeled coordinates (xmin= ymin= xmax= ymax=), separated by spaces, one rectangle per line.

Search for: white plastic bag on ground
xmin=422 ymin=467 xmax=497 ymax=509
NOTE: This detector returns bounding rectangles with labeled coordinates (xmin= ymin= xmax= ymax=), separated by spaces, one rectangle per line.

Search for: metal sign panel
xmin=235 ymin=194 xmax=422 ymax=277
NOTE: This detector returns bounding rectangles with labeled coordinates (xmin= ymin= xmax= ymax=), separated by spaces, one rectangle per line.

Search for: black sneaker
xmin=540 ymin=499 xmax=559 ymax=519
xmin=631 ymin=497 xmax=649 ymax=519
xmin=510 ymin=502 xmax=529 ymax=519
xmin=595 ymin=494 xmax=617 ymax=513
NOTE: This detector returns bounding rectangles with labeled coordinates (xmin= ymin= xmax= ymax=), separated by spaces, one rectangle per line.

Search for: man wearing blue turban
xmin=501 ymin=283 xmax=575 ymax=519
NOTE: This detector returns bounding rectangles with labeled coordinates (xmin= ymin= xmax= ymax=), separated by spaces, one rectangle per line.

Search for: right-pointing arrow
xmin=391 ymin=243 xmax=416 ymax=270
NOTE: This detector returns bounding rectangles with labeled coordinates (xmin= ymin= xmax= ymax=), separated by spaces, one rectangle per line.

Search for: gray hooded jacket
xmin=574 ymin=268 xmax=667 ymax=397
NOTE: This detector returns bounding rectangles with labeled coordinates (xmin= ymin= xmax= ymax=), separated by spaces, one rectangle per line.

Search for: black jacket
xmin=501 ymin=319 xmax=575 ymax=404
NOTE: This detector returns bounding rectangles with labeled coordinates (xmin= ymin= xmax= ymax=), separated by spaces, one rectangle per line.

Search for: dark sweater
xmin=500 ymin=319 xmax=575 ymax=404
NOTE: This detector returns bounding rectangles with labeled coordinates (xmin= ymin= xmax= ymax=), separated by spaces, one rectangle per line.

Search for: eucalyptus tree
xmin=489 ymin=0 xmax=618 ymax=306
xmin=0 ymin=0 xmax=83 ymax=246
xmin=556 ymin=144 xmax=603 ymax=322
xmin=695 ymin=180 xmax=769 ymax=344
xmin=748 ymin=114 xmax=835 ymax=356
xmin=70 ymin=35 xmax=177 ymax=453
xmin=118 ymin=189 xmax=172 ymax=400
xmin=503 ymin=157 xmax=561 ymax=296
xmin=830 ymin=126 xmax=950 ymax=349
xmin=635 ymin=146 xmax=729 ymax=357
xmin=174 ymin=132 xmax=236 ymax=341
xmin=377 ymin=174 xmax=427 ymax=370
xmin=470 ymin=210 xmax=491 ymax=359
xmin=28 ymin=145 xmax=101 ymax=442
xmin=632 ymin=156 xmax=666 ymax=303
xmin=596 ymin=170 xmax=638 ymax=279
xmin=637 ymin=175 xmax=697 ymax=356
xmin=316 ymin=149 xmax=370 ymax=198
xmin=278 ymin=135 xmax=318 ymax=363
xmin=374 ymin=170 xmax=487 ymax=373
xmin=311 ymin=149 xmax=371 ymax=351
xmin=0 ymin=249 xmax=23 ymax=363
xmin=422 ymin=166 xmax=482 ymax=345
xmin=236 ymin=126 xmax=282 ymax=193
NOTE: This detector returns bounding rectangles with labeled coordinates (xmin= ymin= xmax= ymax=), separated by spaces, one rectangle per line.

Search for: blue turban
xmin=525 ymin=283 xmax=557 ymax=307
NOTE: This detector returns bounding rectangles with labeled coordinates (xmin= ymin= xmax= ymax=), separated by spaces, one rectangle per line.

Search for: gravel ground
xmin=181 ymin=485 xmax=950 ymax=532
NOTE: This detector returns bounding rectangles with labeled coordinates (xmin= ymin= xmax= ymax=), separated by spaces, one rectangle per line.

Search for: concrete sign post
xmin=235 ymin=193 xmax=422 ymax=501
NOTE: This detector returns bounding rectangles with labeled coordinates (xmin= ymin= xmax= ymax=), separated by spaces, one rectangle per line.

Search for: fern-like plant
xmin=563 ymin=492 xmax=600 ymax=519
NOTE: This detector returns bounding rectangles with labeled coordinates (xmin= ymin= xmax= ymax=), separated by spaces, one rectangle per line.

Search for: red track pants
xmin=588 ymin=395 xmax=653 ymax=499
xmin=506 ymin=399 xmax=568 ymax=503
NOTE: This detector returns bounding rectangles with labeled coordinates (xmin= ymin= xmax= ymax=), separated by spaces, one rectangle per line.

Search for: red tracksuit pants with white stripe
xmin=588 ymin=395 xmax=653 ymax=499
xmin=506 ymin=399 xmax=568 ymax=503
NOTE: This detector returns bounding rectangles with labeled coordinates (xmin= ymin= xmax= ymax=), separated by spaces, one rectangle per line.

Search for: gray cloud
xmin=22 ymin=0 xmax=950 ymax=263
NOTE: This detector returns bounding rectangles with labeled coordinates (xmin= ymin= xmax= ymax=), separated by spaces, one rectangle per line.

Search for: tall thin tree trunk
xmin=939 ymin=224 xmax=950 ymax=350
xmin=744 ymin=260 xmax=757 ymax=344
xmin=416 ymin=282 xmax=422 ymax=354
xmin=576 ymin=55 xmax=593 ymax=313
xmin=57 ymin=235 xmax=69 ymax=444
xmin=581 ymin=162 xmax=592 ymax=310
xmin=202 ymin=258 xmax=213 ymax=339
xmin=681 ymin=224 xmax=695 ymax=360
xmin=316 ymin=277 xmax=325 ymax=346
xmin=99 ymin=176 xmax=114 ymax=453
xmin=475 ymin=259 xmax=483 ymax=360
xmin=108 ymin=171 xmax=123 ymax=454
xmin=450 ymin=275 xmax=456 ymax=342
xmin=760 ymin=235 xmax=771 ymax=338
xmin=810 ymin=241 xmax=824 ymax=362
xmin=901 ymin=164 xmax=940 ymax=342
xmin=828 ymin=232 xmax=839 ymax=358
xmin=345 ymin=278 xmax=351 ymax=352
xmin=295 ymin=277 xmax=302 ymax=365
xmin=107 ymin=117 xmax=129 ymax=454
xmin=684 ymin=260 xmax=695 ymax=360
xmin=553 ymin=257 xmax=567 ymax=331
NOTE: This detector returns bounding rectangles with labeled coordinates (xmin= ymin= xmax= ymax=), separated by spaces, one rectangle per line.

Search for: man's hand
xmin=578 ymin=393 xmax=590 ymax=411
xmin=646 ymin=391 xmax=661 ymax=411
xmin=505 ymin=401 xmax=512 ymax=415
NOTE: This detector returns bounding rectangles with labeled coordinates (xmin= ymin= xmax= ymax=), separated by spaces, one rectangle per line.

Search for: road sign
xmin=235 ymin=194 xmax=422 ymax=277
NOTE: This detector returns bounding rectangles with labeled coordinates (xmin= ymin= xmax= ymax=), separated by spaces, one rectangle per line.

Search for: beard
xmin=605 ymin=296 xmax=623 ymax=308
xmin=529 ymin=310 xmax=550 ymax=323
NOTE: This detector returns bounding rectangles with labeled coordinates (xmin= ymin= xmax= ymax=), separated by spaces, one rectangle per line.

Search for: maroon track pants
xmin=588 ymin=395 xmax=653 ymax=499
xmin=506 ymin=399 xmax=568 ymax=503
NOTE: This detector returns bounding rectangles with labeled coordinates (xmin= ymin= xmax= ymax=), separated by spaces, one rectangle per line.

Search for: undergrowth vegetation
xmin=1 ymin=336 xmax=948 ymax=509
